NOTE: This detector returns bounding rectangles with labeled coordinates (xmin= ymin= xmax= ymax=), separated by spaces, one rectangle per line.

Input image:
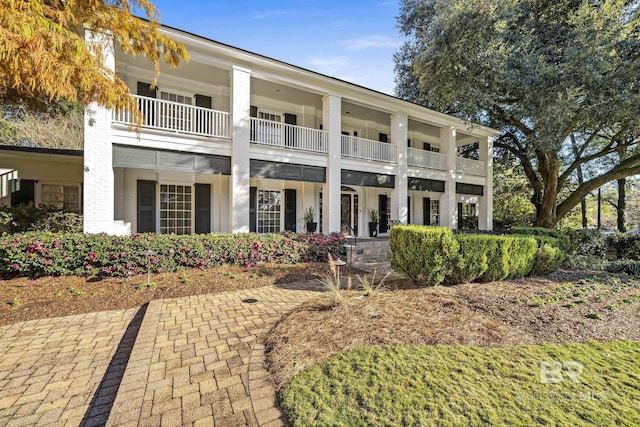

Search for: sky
xmin=150 ymin=0 xmax=403 ymax=95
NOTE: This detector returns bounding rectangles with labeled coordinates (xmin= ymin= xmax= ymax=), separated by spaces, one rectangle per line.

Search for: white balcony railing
xmin=341 ymin=135 xmax=397 ymax=163
xmin=250 ymin=118 xmax=327 ymax=153
xmin=112 ymin=95 xmax=231 ymax=138
xmin=407 ymin=147 xmax=447 ymax=170
xmin=456 ymin=157 xmax=486 ymax=176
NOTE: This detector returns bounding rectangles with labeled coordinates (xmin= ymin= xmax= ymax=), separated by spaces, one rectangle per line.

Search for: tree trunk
xmin=570 ymin=134 xmax=587 ymax=228
xmin=617 ymin=178 xmax=626 ymax=232
xmin=533 ymin=152 xmax=559 ymax=228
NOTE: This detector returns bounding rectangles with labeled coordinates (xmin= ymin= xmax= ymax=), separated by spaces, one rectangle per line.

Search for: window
xmin=41 ymin=184 xmax=80 ymax=210
xmin=160 ymin=91 xmax=193 ymax=131
xmin=160 ymin=184 xmax=192 ymax=235
xmin=256 ymin=111 xmax=282 ymax=145
xmin=462 ymin=203 xmax=477 ymax=217
xmin=430 ymin=200 xmax=440 ymax=226
xmin=257 ymin=190 xmax=281 ymax=233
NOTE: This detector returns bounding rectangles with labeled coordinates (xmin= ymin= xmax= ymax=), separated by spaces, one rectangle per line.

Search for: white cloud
xmin=251 ymin=10 xmax=296 ymax=20
xmin=344 ymin=35 xmax=401 ymax=51
xmin=309 ymin=56 xmax=349 ymax=69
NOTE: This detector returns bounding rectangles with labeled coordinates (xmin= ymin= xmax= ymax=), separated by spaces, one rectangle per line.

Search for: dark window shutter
xmin=195 ymin=94 xmax=212 ymax=109
xmin=250 ymin=105 xmax=258 ymax=118
xmin=137 ymin=180 xmax=156 ymax=233
xmin=137 ymin=82 xmax=156 ymax=126
xmin=407 ymin=196 xmax=411 ymax=224
xmin=284 ymin=189 xmax=296 ymax=232
xmin=378 ymin=195 xmax=388 ymax=233
xmin=194 ymin=95 xmax=212 ymax=135
xmin=137 ymin=82 xmax=156 ymax=98
xmin=353 ymin=131 xmax=358 ymax=137
xmin=458 ymin=202 xmax=463 ymax=229
xmin=407 ymin=138 xmax=411 ymax=147
xmin=319 ymin=124 xmax=323 ymax=130
xmin=379 ymin=133 xmax=388 ymax=143
xmin=249 ymin=186 xmax=257 ymax=232
xmin=423 ymin=198 xmax=431 ymax=226
xmin=11 ymin=179 xmax=35 ymax=206
xmin=284 ymin=113 xmax=297 ymax=147
xmin=423 ymin=142 xmax=431 ymax=151
xmin=341 ymin=131 xmax=349 ymax=136
xmin=194 ymin=184 xmax=211 ymax=234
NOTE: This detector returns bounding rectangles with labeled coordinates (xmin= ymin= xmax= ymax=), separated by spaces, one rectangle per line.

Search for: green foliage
xmin=605 ymin=260 xmax=640 ymax=278
xmin=531 ymin=244 xmax=567 ymax=276
xmin=512 ymin=227 xmax=571 ymax=252
xmin=607 ymin=233 xmax=640 ymax=261
xmin=396 ymin=0 xmax=640 ymax=227
xmin=492 ymin=160 xmax=536 ymax=229
xmin=566 ymin=229 xmax=608 ymax=257
xmin=390 ymin=226 xmax=539 ymax=285
xmin=0 ymin=232 xmax=345 ymax=278
xmin=0 ymin=205 xmax=82 ymax=234
xmin=389 ymin=225 xmax=458 ymax=286
xmin=449 ymin=234 xmax=490 ymax=284
xmin=280 ymin=341 xmax=640 ymax=426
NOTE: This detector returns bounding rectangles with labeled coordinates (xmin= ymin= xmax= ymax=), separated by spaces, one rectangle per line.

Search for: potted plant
xmin=368 ymin=209 xmax=379 ymax=237
xmin=304 ymin=206 xmax=317 ymax=233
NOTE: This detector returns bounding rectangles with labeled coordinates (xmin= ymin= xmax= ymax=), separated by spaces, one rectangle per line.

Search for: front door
xmin=341 ymin=194 xmax=351 ymax=234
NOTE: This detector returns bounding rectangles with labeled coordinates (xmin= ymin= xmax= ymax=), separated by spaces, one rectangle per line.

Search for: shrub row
xmin=511 ymin=226 xmax=571 ymax=252
xmin=389 ymin=226 xmax=542 ymax=286
xmin=0 ymin=232 xmax=345 ymax=277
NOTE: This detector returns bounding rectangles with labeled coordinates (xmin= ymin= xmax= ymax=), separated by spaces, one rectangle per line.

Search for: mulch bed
xmin=266 ymin=268 xmax=640 ymax=390
xmin=0 ymin=263 xmax=328 ymax=326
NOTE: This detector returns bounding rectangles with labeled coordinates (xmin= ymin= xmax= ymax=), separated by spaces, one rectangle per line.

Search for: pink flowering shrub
xmin=0 ymin=232 xmax=346 ymax=277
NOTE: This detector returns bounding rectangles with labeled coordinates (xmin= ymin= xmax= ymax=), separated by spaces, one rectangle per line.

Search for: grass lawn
xmin=279 ymin=340 xmax=640 ymax=426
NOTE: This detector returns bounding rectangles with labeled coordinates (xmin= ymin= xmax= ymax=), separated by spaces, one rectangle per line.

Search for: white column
xmin=391 ymin=113 xmax=408 ymax=224
xmin=83 ymin=31 xmax=115 ymax=234
xmin=322 ymin=94 xmax=342 ymax=234
xmin=440 ymin=126 xmax=458 ymax=228
xmin=479 ymin=136 xmax=494 ymax=230
xmin=230 ymin=65 xmax=251 ymax=233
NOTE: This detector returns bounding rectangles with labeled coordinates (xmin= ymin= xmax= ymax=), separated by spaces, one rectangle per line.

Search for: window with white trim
xmin=160 ymin=184 xmax=192 ymax=235
xmin=257 ymin=190 xmax=281 ymax=233
xmin=40 ymin=184 xmax=81 ymax=210
xmin=430 ymin=199 xmax=440 ymax=225
xmin=256 ymin=111 xmax=282 ymax=145
xmin=160 ymin=91 xmax=193 ymax=131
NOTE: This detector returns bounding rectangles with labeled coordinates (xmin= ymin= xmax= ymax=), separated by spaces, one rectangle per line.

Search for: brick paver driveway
xmin=0 ymin=283 xmax=319 ymax=427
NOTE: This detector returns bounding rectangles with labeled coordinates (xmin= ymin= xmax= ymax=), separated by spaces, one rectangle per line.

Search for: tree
xmin=395 ymin=0 xmax=640 ymax=228
xmin=0 ymin=0 xmax=188 ymax=117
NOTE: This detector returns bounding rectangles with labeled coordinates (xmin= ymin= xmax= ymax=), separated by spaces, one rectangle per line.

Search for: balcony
xmin=341 ymin=135 xmax=397 ymax=163
xmin=407 ymin=147 xmax=446 ymax=170
xmin=112 ymin=95 xmax=231 ymax=138
xmin=456 ymin=157 xmax=486 ymax=176
xmin=250 ymin=118 xmax=327 ymax=153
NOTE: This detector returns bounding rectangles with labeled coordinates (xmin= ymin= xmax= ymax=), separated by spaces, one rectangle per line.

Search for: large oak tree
xmin=395 ymin=0 xmax=640 ymax=228
xmin=0 ymin=0 xmax=188 ymax=118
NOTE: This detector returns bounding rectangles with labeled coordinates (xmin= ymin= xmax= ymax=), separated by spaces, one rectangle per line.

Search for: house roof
xmin=152 ymin=22 xmax=501 ymax=138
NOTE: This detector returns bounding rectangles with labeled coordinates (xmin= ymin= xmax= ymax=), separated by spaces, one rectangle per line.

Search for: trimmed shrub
xmin=566 ymin=229 xmax=607 ymax=256
xmin=511 ymin=226 xmax=570 ymax=252
xmin=0 ymin=231 xmax=345 ymax=278
xmin=390 ymin=226 xmax=539 ymax=285
xmin=506 ymin=236 xmax=538 ymax=278
xmin=530 ymin=244 xmax=566 ymax=276
xmin=389 ymin=226 xmax=458 ymax=286
xmin=449 ymin=234 xmax=490 ymax=283
xmin=0 ymin=205 xmax=82 ymax=234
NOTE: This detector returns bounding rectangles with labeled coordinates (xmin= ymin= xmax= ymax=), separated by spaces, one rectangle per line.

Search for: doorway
xmin=340 ymin=186 xmax=359 ymax=235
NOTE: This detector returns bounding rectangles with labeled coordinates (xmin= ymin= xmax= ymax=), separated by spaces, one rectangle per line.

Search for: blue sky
xmin=151 ymin=0 xmax=402 ymax=95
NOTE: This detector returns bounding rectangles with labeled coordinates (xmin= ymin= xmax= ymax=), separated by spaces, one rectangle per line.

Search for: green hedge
xmin=0 ymin=232 xmax=345 ymax=277
xmin=390 ymin=226 xmax=538 ymax=286
xmin=511 ymin=227 xmax=570 ymax=252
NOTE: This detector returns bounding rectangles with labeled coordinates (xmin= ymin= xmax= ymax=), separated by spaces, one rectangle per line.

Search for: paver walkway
xmin=0 ymin=283 xmax=320 ymax=427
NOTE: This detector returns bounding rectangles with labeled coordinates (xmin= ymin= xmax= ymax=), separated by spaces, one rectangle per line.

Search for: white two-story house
xmin=4 ymin=23 xmax=500 ymax=237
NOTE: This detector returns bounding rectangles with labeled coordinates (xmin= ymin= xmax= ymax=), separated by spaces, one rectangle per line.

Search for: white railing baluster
xmin=249 ymin=118 xmax=328 ymax=153
xmin=407 ymin=147 xmax=447 ymax=170
xmin=112 ymin=94 xmax=231 ymax=138
xmin=340 ymin=135 xmax=397 ymax=163
xmin=456 ymin=157 xmax=486 ymax=176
